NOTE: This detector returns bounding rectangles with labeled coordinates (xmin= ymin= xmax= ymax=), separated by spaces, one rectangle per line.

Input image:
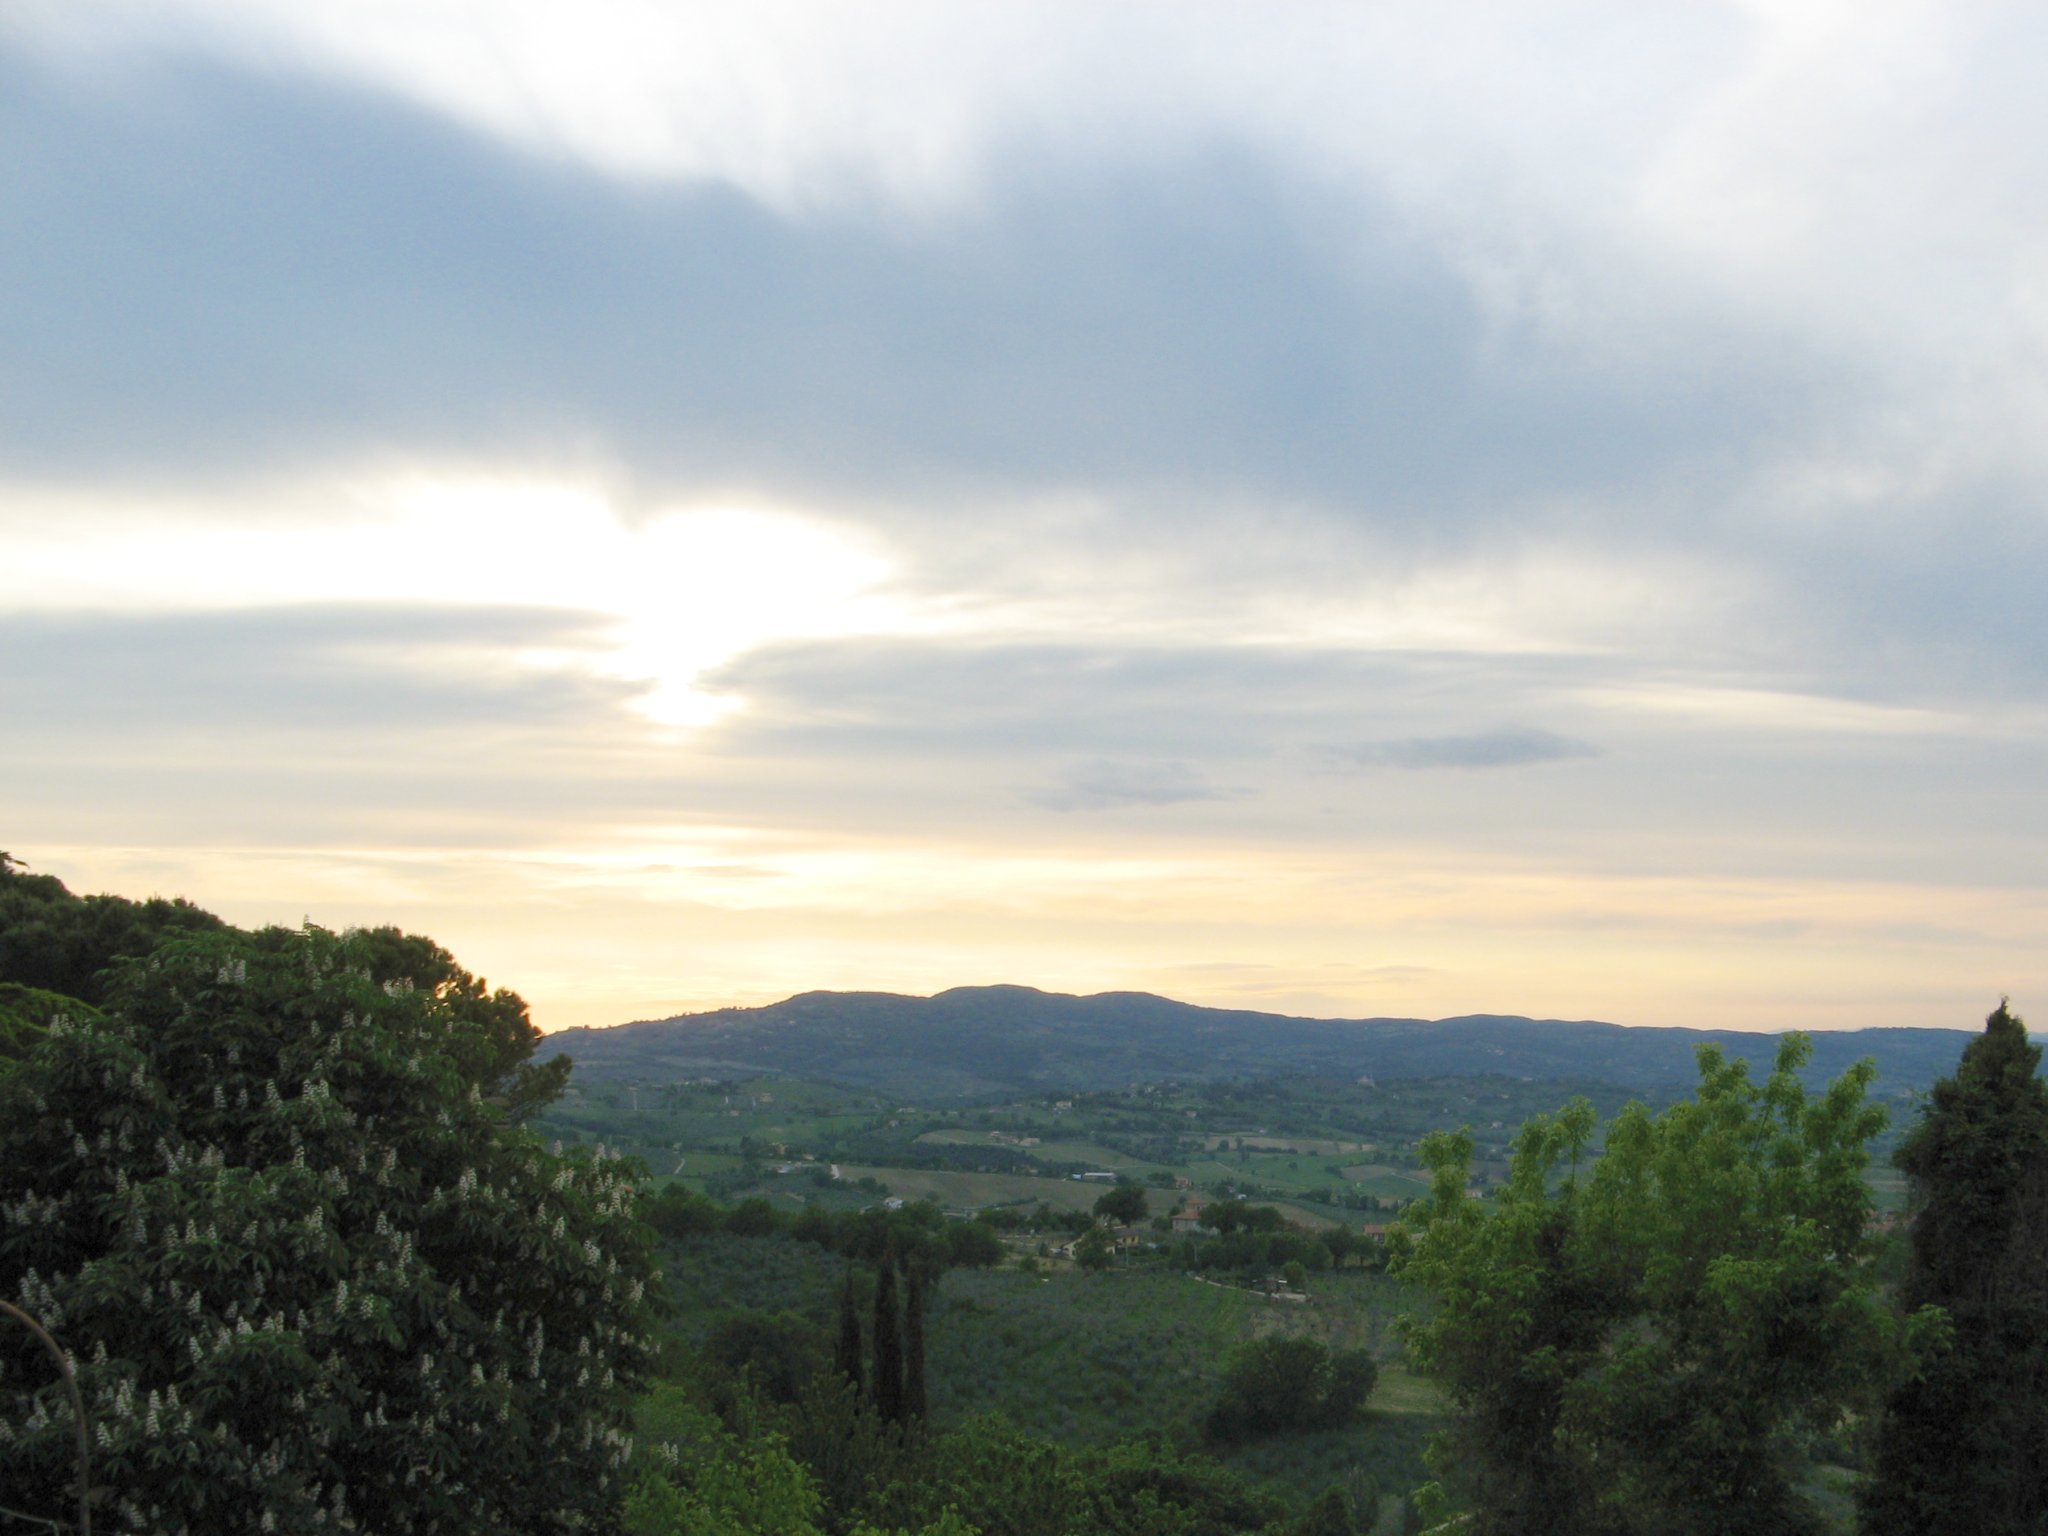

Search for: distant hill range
xmin=539 ymin=985 xmax=1975 ymax=1101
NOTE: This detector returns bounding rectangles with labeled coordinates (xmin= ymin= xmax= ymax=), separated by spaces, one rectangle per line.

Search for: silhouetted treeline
xmin=0 ymin=849 xmax=225 ymax=1007
xmin=645 ymin=1184 xmax=1009 ymax=1272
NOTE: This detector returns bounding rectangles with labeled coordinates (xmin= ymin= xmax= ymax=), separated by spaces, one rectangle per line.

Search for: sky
xmin=5 ymin=1 xmax=2047 ymax=1035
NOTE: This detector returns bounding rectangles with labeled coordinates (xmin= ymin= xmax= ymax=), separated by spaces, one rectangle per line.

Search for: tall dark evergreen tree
xmin=834 ymin=1268 xmax=865 ymax=1398
xmin=870 ymin=1254 xmax=905 ymax=1426
xmin=1862 ymin=1002 xmax=2048 ymax=1536
xmin=902 ymin=1263 xmax=929 ymax=1423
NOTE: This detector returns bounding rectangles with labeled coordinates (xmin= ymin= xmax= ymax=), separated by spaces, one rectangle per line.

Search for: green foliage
xmin=0 ymin=855 xmax=568 ymax=1121
xmin=1204 ymin=1204 xmax=1288 ymax=1236
xmin=656 ymin=1230 xmax=1432 ymax=1517
xmin=303 ymin=924 xmax=570 ymax=1122
xmin=0 ymin=850 xmax=227 ymax=1009
xmin=646 ymin=1181 xmax=726 ymax=1240
xmin=1861 ymin=1002 xmax=2048 ymax=1534
xmin=1203 ymin=1337 xmax=1377 ymax=1445
xmin=1291 ymin=1487 xmax=1355 ymax=1536
xmin=1188 ymin=1217 xmax=1335 ymax=1279
xmin=873 ymin=1254 xmax=907 ymax=1424
xmin=725 ymin=1196 xmax=783 ymax=1237
xmin=626 ymin=1385 xmax=828 ymax=1536
xmin=1394 ymin=1035 xmax=1914 ymax=1536
xmin=944 ymin=1220 xmax=1005 ymax=1269
xmin=648 ymin=1180 xmax=1011 ymax=1280
xmin=0 ymin=926 xmax=657 ymax=1535
xmin=1095 ymin=1184 xmax=1151 ymax=1225
xmin=837 ymin=1267 xmax=867 ymax=1397
xmin=0 ymin=981 xmax=90 ymax=1078
xmin=859 ymin=1415 xmax=1286 ymax=1536
xmin=661 ymin=1231 xmax=850 ymax=1338
xmin=1075 ymin=1226 xmax=1114 ymax=1270
xmin=775 ymin=1369 xmax=914 ymax=1523
xmin=639 ymin=1379 xmax=1289 ymax=1536
xmin=904 ymin=1265 xmax=930 ymax=1423
xmin=703 ymin=1308 xmax=830 ymax=1406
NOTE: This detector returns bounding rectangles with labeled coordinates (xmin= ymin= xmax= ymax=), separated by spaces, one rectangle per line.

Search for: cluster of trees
xmin=1202 ymin=1336 xmax=1378 ymax=1445
xmin=1091 ymin=1183 xmax=1150 ymax=1225
xmin=0 ymin=852 xmax=569 ymax=1119
xmin=1395 ymin=1033 xmax=1909 ymax=1534
xmin=0 ymin=924 xmax=655 ymax=1534
xmin=621 ymin=1383 xmax=1328 ymax=1536
xmin=0 ymin=850 xmax=226 ymax=1011
xmin=10 ymin=850 xmax=2047 ymax=1533
xmin=652 ymin=1153 xmax=1387 ymax=1291
xmin=637 ymin=1258 xmax=1371 ymax=1532
xmin=836 ymin=1251 xmax=930 ymax=1427
xmin=0 ymin=854 xmax=652 ymax=1534
xmin=1178 ymin=1204 xmax=1382 ymax=1278
xmin=646 ymin=1183 xmax=1010 ymax=1270
xmin=1393 ymin=1016 xmax=2048 ymax=1536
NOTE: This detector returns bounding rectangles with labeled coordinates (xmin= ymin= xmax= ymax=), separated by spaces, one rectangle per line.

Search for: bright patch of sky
xmin=6 ymin=475 xmax=914 ymax=726
xmin=5 ymin=1 xmax=2047 ymax=1034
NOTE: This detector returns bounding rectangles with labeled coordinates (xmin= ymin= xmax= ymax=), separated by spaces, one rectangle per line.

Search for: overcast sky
xmin=6 ymin=1 xmax=2046 ymax=1034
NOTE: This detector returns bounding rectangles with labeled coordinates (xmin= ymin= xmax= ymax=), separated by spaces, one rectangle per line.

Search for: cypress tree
xmin=870 ymin=1254 xmax=905 ymax=1426
xmin=833 ymin=1267 xmax=864 ymax=1398
xmin=903 ymin=1262 xmax=929 ymax=1423
xmin=1862 ymin=1001 xmax=2048 ymax=1535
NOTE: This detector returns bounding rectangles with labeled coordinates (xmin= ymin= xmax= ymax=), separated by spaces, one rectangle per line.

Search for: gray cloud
xmin=0 ymin=44 xmax=1824 ymax=534
xmin=4 ymin=34 xmax=2045 ymax=796
xmin=1329 ymin=726 xmax=1601 ymax=772
xmin=703 ymin=638 xmax=1595 ymax=761
xmin=1026 ymin=758 xmax=1238 ymax=812
xmin=0 ymin=604 xmax=635 ymax=736
xmin=15 ymin=37 xmax=2045 ymax=719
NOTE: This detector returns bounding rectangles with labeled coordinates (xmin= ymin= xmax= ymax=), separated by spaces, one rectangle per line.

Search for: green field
xmin=914 ymin=1130 xmax=1159 ymax=1171
xmin=830 ymin=1164 xmax=1111 ymax=1214
xmin=536 ymin=1065 xmax=1907 ymax=1251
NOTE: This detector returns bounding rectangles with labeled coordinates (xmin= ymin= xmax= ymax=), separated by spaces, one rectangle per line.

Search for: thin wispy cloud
xmin=1026 ymin=760 xmax=1241 ymax=813
xmin=1329 ymin=728 xmax=1601 ymax=773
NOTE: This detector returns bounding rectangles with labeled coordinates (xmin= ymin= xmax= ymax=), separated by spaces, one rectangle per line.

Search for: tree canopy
xmin=1394 ymin=1034 xmax=1929 ymax=1536
xmin=1860 ymin=1001 xmax=2048 ymax=1534
xmin=0 ymin=850 xmax=226 ymax=1010
xmin=1091 ymin=1184 xmax=1149 ymax=1225
xmin=1202 ymin=1335 xmax=1377 ymax=1444
xmin=0 ymin=925 xmax=656 ymax=1535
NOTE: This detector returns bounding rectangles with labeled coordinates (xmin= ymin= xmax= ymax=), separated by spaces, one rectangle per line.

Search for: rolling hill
xmin=538 ymin=985 xmax=1974 ymax=1100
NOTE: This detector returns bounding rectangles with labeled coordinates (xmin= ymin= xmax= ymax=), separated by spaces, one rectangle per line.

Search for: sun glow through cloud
xmin=4 ymin=472 xmax=913 ymax=727
xmin=7 ymin=2 xmax=2048 ymax=1037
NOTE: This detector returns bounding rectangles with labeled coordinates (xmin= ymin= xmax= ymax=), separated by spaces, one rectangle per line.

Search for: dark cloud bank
xmin=0 ymin=42 xmax=1812 ymax=529
xmin=9 ymin=41 xmax=2046 ymax=705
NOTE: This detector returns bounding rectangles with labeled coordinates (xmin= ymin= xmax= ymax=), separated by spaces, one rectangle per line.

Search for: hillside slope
xmin=540 ymin=984 xmax=1971 ymax=1099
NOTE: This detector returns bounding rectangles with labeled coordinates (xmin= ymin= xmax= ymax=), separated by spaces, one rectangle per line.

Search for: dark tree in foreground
xmin=870 ymin=1255 xmax=904 ymax=1426
xmin=902 ymin=1264 xmax=929 ymax=1423
xmin=834 ymin=1268 xmax=865 ymax=1398
xmin=0 ymin=927 xmax=656 ymax=1535
xmin=1861 ymin=1002 xmax=2048 ymax=1536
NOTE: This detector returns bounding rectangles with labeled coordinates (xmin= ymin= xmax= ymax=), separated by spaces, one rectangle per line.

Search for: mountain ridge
xmin=539 ymin=984 xmax=1976 ymax=1100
